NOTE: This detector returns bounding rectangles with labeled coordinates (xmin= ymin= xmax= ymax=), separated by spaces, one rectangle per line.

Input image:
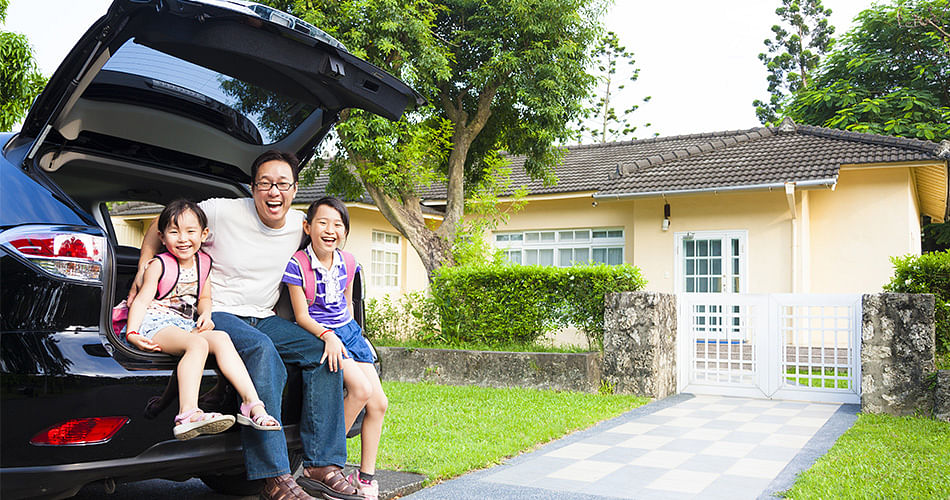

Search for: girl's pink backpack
xmin=112 ymin=251 xmax=212 ymax=334
xmin=291 ymin=249 xmax=356 ymax=306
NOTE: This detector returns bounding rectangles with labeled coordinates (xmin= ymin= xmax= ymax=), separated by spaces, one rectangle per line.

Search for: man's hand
xmin=127 ymin=333 xmax=162 ymax=352
xmin=320 ymin=331 xmax=345 ymax=372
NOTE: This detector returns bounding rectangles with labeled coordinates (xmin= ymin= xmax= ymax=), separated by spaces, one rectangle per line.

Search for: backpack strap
xmin=340 ymin=250 xmax=357 ymax=289
xmin=292 ymin=249 xmax=317 ymax=307
xmin=196 ymin=250 xmax=213 ymax=298
xmin=154 ymin=252 xmax=178 ymax=299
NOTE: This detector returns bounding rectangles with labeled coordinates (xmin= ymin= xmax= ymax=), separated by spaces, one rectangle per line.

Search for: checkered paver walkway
xmin=404 ymin=394 xmax=859 ymax=500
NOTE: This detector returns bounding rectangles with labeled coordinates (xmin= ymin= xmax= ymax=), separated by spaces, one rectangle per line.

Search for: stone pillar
xmin=861 ymin=293 xmax=935 ymax=416
xmin=603 ymin=292 xmax=676 ymax=398
xmin=934 ymin=371 xmax=950 ymax=423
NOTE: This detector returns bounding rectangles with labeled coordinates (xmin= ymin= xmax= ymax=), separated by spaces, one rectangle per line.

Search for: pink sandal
xmin=173 ymin=408 xmax=235 ymax=440
xmin=236 ymin=400 xmax=281 ymax=431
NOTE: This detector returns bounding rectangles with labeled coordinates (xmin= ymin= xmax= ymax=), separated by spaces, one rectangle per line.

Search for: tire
xmin=200 ymin=450 xmax=303 ymax=495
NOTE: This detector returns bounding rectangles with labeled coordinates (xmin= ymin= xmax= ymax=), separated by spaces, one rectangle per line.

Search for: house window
xmin=494 ymin=228 xmax=624 ymax=266
xmin=676 ymin=230 xmax=747 ymax=293
xmin=371 ymin=230 xmax=400 ymax=288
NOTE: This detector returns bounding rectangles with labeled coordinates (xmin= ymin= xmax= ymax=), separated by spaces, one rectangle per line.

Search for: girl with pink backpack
xmin=282 ymin=197 xmax=386 ymax=500
xmin=123 ymin=199 xmax=281 ymax=440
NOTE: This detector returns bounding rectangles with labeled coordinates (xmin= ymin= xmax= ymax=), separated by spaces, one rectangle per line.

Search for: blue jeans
xmin=212 ymin=312 xmax=346 ymax=480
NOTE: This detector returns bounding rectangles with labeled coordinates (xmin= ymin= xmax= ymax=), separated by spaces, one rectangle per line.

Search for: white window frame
xmin=674 ymin=230 xmax=748 ymax=294
xmin=371 ymin=230 xmax=400 ymax=289
xmin=494 ymin=228 xmax=625 ymax=267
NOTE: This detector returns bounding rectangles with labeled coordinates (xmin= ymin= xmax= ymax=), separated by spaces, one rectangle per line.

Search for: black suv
xmin=0 ymin=1 xmax=420 ymax=498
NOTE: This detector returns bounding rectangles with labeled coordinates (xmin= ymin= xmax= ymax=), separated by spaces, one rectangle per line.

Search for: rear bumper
xmin=1 ymin=425 xmax=301 ymax=500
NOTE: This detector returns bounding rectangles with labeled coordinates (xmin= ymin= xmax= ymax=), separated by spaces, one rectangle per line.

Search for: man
xmin=130 ymin=150 xmax=361 ymax=500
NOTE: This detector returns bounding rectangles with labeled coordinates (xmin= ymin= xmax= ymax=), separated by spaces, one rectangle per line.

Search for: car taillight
xmin=30 ymin=416 xmax=129 ymax=446
xmin=1 ymin=226 xmax=104 ymax=284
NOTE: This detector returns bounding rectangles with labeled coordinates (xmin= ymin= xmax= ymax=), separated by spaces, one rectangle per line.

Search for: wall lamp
xmin=662 ymin=202 xmax=671 ymax=231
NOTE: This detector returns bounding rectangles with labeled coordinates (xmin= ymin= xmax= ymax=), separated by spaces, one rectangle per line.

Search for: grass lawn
xmin=784 ymin=366 xmax=851 ymax=389
xmin=784 ymin=413 xmax=950 ymax=499
xmin=345 ymin=381 xmax=648 ymax=482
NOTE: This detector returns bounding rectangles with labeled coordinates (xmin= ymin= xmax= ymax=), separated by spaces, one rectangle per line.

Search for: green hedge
xmin=430 ymin=263 xmax=646 ymax=349
xmin=884 ymin=250 xmax=950 ymax=354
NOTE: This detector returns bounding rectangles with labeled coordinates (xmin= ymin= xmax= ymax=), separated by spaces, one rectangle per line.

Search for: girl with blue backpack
xmin=123 ymin=199 xmax=281 ymax=440
xmin=282 ymin=196 xmax=386 ymax=500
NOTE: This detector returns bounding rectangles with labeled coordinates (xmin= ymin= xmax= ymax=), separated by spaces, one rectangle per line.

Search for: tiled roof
xmin=421 ymin=119 xmax=947 ymax=200
xmin=599 ymin=120 xmax=948 ymax=197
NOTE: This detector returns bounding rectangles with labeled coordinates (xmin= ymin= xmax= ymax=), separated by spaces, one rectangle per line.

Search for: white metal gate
xmin=676 ymin=293 xmax=861 ymax=404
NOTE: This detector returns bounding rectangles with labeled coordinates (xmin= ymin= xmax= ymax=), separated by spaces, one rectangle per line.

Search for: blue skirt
xmin=335 ymin=319 xmax=374 ymax=364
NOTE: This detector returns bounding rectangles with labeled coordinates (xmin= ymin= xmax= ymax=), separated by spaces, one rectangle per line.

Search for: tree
xmin=285 ymin=0 xmax=603 ymax=279
xmin=783 ymin=0 xmax=950 ymax=141
xmin=0 ymin=0 xmax=47 ymax=132
xmin=753 ymin=0 xmax=835 ymax=124
xmin=573 ymin=31 xmax=651 ymax=143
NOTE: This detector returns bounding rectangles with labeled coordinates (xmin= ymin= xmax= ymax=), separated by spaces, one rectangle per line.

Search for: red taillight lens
xmin=1 ymin=226 xmax=104 ymax=283
xmin=30 ymin=416 xmax=129 ymax=446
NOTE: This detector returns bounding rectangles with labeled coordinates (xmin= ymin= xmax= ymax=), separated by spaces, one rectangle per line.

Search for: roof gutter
xmin=592 ymin=178 xmax=838 ymax=201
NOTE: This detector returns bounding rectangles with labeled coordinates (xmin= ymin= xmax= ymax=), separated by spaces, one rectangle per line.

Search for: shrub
xmin=884 ymin=249 xmax=950 ymax=354
xmin=430 ymin=263 xmax=646 ymax=349
xmin=364 ymin=290 xmax=441 ymax=343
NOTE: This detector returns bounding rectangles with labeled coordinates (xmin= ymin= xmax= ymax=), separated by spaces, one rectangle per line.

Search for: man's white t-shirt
xmin=198 ymin=198 xmax=304 ymax=318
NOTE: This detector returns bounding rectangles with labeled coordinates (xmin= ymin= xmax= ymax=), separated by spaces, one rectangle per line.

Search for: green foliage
xmin=346 ymin=381 xmax=649 ymax=481
xmin=783 ymin=0 xmax=950 ymax=141
xmin=574 ymin=31 xmax=651 ymax=142
xmin=884 ymin=250 xmax=950 ymax=354
xmin=923 ymin=220 xmax=950 ymax=253
xmin=754 ymin=0 xmax=835 ymax=124
xmin=430 ymin=263 xmax=646 ymax=349
xmin=784 ymin=413 xmax=950 ymax=498
xmin=364 ymin=290 xmax=442 ymax=343
xmin=281 ymin=0 xmax=605 ymax=276
xmin=1 ymin=1 xmax=48 ymax=132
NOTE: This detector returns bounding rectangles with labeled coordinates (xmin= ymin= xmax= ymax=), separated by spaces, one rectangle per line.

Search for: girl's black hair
xmin=158 ymin=199 xmax=208 ymax=233
xmin=301 ymin=196 xmax=349 ymax=249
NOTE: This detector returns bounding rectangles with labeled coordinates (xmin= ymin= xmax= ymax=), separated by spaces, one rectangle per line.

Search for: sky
xmin=4 ymin=0 xmax=876 ymax=138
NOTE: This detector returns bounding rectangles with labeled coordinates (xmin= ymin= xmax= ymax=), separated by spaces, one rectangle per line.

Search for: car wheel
xmin=199 ymin=450 xmax=303 ymax=495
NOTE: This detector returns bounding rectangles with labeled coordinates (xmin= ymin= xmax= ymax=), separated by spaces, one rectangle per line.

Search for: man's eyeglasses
xmin=254 ymin=181 xmax=296 ymax=192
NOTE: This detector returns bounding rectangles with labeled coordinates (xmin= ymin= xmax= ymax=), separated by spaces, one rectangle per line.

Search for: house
xmin=111 ymin=118 xmax=949 ymax=298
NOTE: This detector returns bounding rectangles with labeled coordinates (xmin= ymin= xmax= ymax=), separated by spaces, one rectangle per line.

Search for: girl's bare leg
xmin=151 ymin=326 xmax=209 ymax=416
xmin=341 ymin=358 xmax=372 ymax=431
xmin=356 ymin=362 xmax=387 ymax=475
xmin=199 ymin=330 xmax=274 ymax=423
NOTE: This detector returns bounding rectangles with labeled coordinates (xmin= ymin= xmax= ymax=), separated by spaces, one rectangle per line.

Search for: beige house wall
xmin=110 ymin=164 xmax=931 ymax=300
xmin=617 ymin=191 xmax=794 ymax=294
xmin=343 ymin=205 xmax=429 ymax=300
xmin=808 ymin=167 xmax=921 ymax=293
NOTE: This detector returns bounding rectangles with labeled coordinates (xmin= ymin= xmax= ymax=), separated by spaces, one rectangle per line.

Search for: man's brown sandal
xmin=260 ymin=473 xmax=314 ymax=500
xmin=297 ymin=465 xmax=363 ymax=500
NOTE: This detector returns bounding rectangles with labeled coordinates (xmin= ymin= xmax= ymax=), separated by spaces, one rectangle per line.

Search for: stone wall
xmin=861 ymin=293 xmax=936 ymax=416
xmin=376 ymin=347 xmax=602 ymax=393
xmin=602 ymin=292 xmax=677 ymax=398
xmin=935 ymin=370 xmax=950 ymax=423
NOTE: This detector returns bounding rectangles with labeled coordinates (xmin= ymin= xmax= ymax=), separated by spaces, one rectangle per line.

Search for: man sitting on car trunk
xmin=130 ymin=150 xmax=361 ymax=500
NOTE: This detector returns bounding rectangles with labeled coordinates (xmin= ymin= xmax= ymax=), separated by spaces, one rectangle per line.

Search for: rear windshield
xmin=91 ymin=40 xmax=316 ymax=145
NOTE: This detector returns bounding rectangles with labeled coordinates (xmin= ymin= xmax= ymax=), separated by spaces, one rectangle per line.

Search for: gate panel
xmin=678 ymin=293 xmax=861 ymax=403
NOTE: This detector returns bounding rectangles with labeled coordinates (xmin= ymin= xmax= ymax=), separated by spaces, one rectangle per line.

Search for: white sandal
xmin=173 ymin=408 xmax=235 ymax=440
xmin=236 ymin=400 xmax=281 ymax=431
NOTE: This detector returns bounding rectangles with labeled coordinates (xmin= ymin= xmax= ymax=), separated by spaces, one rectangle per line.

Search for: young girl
xmin=282 ymin=197 xmax=387 ymax=500
xmin=125 ymin=199 xmax=281 ymax=440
